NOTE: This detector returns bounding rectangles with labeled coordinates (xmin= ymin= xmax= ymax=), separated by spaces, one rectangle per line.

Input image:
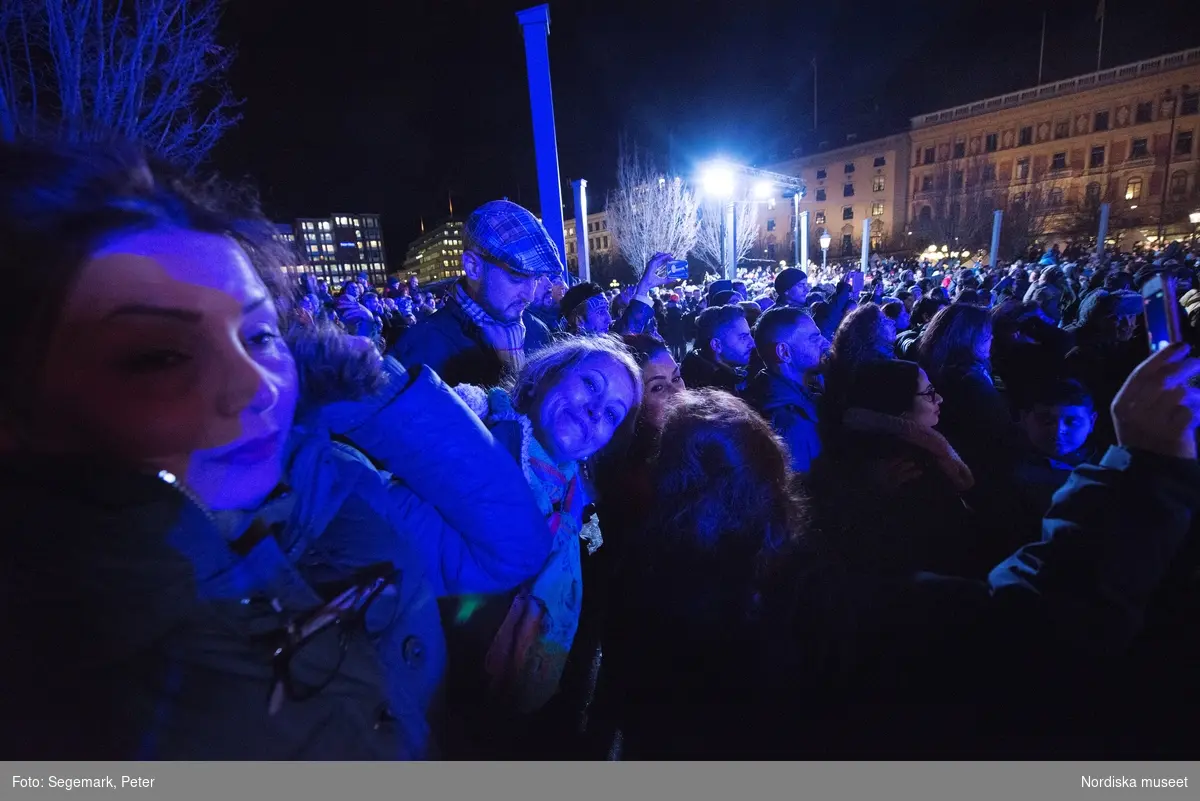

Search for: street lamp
xmin=701 ymin=162 xmax=736 ymax=199
xmin=819 ymin=232 xmax=832 ymax=269
xmin=753 ymin=180 xmax=773 ymax=200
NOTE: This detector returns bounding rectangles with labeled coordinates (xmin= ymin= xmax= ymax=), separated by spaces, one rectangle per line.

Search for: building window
xmin=602 ymin=220 xmax=608 ymax=230
xmin=983 ymin=163 xmax=997 ymax=182
xmin=1130 ymin=137 xmax=1149 ymax=158
xmin=985 ymin=133 xmax=998 ymax=152
xmin=1176 ymin=130 xmax=1194 ymax=156
xmin=1016 ymin=158 xmax=1030 ymax=180
xmin=1125 ymin=177 xmax=1143 ymax=201
xmin=815 ymin=188 xmax=827 ymax=201
xmin=872 ymin=176 xmax=885 ymax=192
xmin=953 ymin=141 xmax=966 ymax=159
xmin=952 ymin=170 xmax=964 ymax=189
xmin=871 ymin=201 xmax=884 ymax=216
xmin=602 ymin=236 xmax=609 ymax=249
xmin=1019 ymin=126 xmax=1033 ymax=146
xmin=766 ymin=218 xmax=776 ymax=231
xmin=814 ymin=211 xmax=826 ymax=225
xmin=1054 ymin=121 xmax=1070 ymax=139
xmin=842 ymin=206 xmax=854 ymax=221
xmin=841 ymin=233 xmax=853 ymax=254
xmin=1086 ymin=181 xmax=1101 ymax=201
xmin=1089 ymin=145 xmax=1106 ymax=168
xmin=843 ymin=183 xmax=855 ymax=197
xmin=1170 ymin=170 xmax=1189 ymax=198
xmin=921 ymin=175 xmax=934 ymax=192
xmin=844 ymin=162 xmax=855 ymax=174
xmin=816 ymin=168 xmax=827 ymax=180
xmin=1135 ymin=102 xmax=1153 ymax=124
xmin=1051 ymin=152 xmax=1067 ymax=171
xmin=1094 ymin=110 xmax=1110 ymax=131
xmin=1184 ymin=91 xmax=1200 ymax=116
xmin=873 ymin=156 xmax=886 ymax=167
xmin=1048 ymin=188 xmax=1064 ymax=207
xmin=923 ymin=147 xmax=935 ymax=165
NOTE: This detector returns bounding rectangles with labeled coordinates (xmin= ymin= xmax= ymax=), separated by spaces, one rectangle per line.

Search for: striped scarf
xmin=454 ymin=282 xmax=527 ymax=375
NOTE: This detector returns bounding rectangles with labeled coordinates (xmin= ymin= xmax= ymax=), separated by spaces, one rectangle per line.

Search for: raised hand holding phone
xmin=1112 ymin=344 xmax=1200 ymax=460
xmin=1141 ymin=274 xmax=1182 ymax=353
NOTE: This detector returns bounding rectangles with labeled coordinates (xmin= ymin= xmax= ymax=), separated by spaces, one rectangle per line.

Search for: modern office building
xmin=289 ymin=213 xmax=388 ymax=287
xmin=402 ymin=219 xmax=466 ymax=286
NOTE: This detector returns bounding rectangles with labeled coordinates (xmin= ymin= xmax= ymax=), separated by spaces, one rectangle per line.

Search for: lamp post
xmin=819 ymin=232 xmax=832 ymax=270
xmin=701 ymin=162 xmax=736 ymax=278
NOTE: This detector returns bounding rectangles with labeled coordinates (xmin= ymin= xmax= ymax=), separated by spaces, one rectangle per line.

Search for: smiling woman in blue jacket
xmin=0 ymin=141 xmax=550 ymax=760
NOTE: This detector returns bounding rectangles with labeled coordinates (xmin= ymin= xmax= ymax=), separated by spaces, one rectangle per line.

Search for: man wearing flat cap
xmin=393 ymin=199 xmax=560 ymax=387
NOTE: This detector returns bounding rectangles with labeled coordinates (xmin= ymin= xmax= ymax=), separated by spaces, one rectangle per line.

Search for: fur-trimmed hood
xmin=842 ymin=408 xmax=975 ymax=492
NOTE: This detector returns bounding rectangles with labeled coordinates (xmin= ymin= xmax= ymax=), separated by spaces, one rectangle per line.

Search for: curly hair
xmin=0 ymin=139 xmax=291 ymax=423
xmin=623 ymin=389 xmax=804 ymax=629
xmin=826 ymin=303 xmax=894 ymax=377
xmin=505 ymin=334 xmax=644 ymax=461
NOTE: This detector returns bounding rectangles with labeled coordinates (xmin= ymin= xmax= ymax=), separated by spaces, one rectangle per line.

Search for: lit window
xmin=871 ymin=202 xmax=884 ymax=216
xmin=1125 ymin=177 xmax=1143 ymax=201
xmin=814 ymin=211 xmax=826 ymax=225
xmin=872 ymin=176 xmax=885 ymax=192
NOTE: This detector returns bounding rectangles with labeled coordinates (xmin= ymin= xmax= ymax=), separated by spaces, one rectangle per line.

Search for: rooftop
xmin=912 ymin=46 xmax=1200 ymax=129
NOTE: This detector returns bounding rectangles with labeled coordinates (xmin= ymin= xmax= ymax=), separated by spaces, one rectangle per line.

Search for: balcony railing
xmin=912 ymin=47 xmax=1200 ymax=129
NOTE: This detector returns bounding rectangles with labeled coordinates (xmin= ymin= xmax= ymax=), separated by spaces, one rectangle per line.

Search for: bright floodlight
xmin=701 ymin=162 xmax=736 ymax=198
xmin=819 ymin=233 xmax=832 ymax=249
xmin=753 ymin=180 xmax=773 ymax=199
xmin=1190 ymin=211 xmax=1200 ymax=224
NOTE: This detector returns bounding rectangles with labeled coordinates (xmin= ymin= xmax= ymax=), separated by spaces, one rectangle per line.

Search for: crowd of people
xmin=5 ymin=139 xmax=1200 ymax=761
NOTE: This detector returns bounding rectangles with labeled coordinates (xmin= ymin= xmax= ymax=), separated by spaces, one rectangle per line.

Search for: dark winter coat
xmin=680 ymin=348 xmax=744 ymax=394
xmin=744 ymin=370 xmax=822 ymax=473
xmin=392 ymin=299 xmax=551 ymax=388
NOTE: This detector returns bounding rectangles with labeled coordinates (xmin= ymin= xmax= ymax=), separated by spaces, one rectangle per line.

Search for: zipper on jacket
xmin=155 ymin=469 xmax=219 ymax=529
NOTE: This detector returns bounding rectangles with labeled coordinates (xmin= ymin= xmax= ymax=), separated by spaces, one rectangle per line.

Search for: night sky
xmin=213 ymin=0 xmax=1197 ymax=254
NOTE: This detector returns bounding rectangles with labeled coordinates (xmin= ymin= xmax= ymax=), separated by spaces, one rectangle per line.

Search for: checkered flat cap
xmin=465 ymin=200 xmax=564 ymax=277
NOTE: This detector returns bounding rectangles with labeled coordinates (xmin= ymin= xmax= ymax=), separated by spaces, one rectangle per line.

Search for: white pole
xmin=989 ymin=209 xmax=1003 ymax=269
xmin=861 ymin=217 xmax=871 ymax=272
xmin=799 ymin=210 xmax=810 ymax=270
xmin=1096 ymin=202 xmax=1111 ymax=257
xmin=516 ymin=5 xmax=566 ymax=260
xmin=724 ymin=202 xmax=735 ymax=279
xmin=571 ymin=179 xmax=590 ymax=283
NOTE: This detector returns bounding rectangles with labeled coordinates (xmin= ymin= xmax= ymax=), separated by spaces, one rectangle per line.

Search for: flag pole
xmin=812 ymin=57 xmax=818 ymax=132
xmin=1096 ymin=0 xmax=1105 ymax=71
xmin=1037 ymin=11 xmax=1046 ymax=84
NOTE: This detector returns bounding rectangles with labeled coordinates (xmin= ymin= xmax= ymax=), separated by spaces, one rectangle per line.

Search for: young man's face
xmin=1021 ymin=403 xmax=1096 ymax=459
xmin=712 ymin=317 xmax=754 ymax=367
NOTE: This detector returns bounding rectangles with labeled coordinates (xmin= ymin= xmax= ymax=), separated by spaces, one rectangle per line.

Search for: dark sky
xmin=213 ymin=0 xmax=1197 ymax=253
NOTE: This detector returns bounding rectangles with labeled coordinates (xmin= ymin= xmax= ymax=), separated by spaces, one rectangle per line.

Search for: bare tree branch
xmin=0 ymin=0 xmax=241 ymax=166
xmin=694 ymin=196 xmax=758 ymax=275
xmin=605 ymin=142 xmax=700 ymax=277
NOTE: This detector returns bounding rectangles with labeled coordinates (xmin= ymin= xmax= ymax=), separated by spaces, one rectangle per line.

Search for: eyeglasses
xmin=916 ymin=386 xmax=939 ymax=401
xmin=267 ymin=570 xmax=398 ymax=716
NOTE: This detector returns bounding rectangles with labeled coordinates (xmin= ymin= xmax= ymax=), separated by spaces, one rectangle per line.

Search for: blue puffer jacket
xmin=0 ymin=430 xmax=444 ymax=760
xmin=310 ymin=359 xmax=553 ymax=598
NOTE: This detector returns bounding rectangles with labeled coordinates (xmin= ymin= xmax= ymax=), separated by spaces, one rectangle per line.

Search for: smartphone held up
xmin=1142 ymin=275 xmax=1182 ymax=353
xmin=654 ymin=259 xmax=690 ymax=282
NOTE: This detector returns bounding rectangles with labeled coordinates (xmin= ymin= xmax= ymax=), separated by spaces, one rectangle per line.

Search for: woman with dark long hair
xmin=916 ymin=302 xmax=1013 ymax=479
xmin=822 ymin=303 xmax=896 ymax=417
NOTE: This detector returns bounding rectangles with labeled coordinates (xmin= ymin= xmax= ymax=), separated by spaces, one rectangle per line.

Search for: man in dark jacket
xmin=680 ymin=304 xmax=754 ymax=394
xmin=393 ymin=200 xmax=557 ymax=387
xmin=774 ymin=268 xmax=810 ymax=308
xmin=744 ymin=306 xmax=829 ymax=472
xmin=560 ymin=254 xmax=676 ymax=338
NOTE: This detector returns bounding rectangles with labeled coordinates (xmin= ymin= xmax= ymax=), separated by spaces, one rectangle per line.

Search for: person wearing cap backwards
xmin=560 ymin=253 xmax=678 ymax=337
xmin=774 ymin=267 xmax=810 ymax=308
xmin=393 ymin=200 xmax=559 ymax=387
